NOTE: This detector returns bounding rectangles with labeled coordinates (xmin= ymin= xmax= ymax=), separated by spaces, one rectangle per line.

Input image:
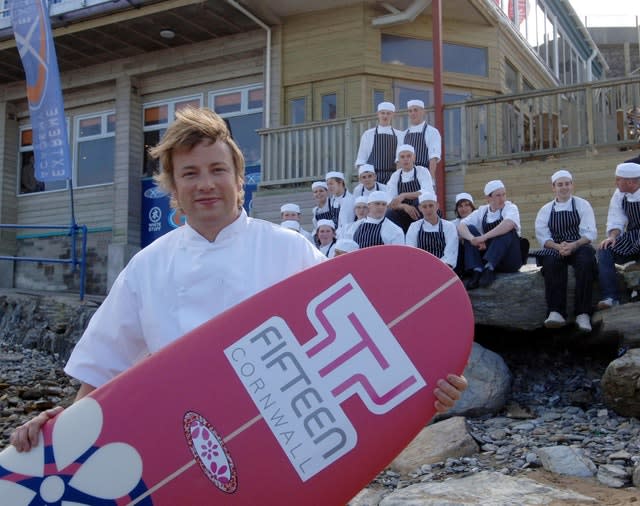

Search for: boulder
xmin=592 ymin=302 xmax=640 ymax=349
xmin=536 ymin=446 xmax=597 ymax=477
xmin=443 ymin=342 xmax=512 ymax=417
xmin=601 ymin=348 xmax=640 ymax=417
xmin=389 ymin=417 xmax=478 ymax=474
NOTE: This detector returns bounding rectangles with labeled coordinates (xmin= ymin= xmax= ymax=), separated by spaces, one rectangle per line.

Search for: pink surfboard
xmin=0 ymin=245 xmax=474 ymax=505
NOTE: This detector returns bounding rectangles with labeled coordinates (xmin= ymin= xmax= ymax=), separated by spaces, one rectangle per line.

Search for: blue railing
xmin=0 ymin=223 xmax=88 ymax=300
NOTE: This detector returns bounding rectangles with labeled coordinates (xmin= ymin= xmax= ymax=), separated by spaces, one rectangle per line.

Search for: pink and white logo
xmin=225 ymin=274 xmax=425 ymax=481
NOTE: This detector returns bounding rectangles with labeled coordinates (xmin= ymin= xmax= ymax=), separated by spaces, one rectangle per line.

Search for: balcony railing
xmin=259 ymin=76 xmax=640 ymax=187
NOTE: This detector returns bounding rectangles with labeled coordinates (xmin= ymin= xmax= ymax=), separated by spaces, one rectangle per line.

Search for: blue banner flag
xmin=10 ymin=0 xmax=71 ymax=182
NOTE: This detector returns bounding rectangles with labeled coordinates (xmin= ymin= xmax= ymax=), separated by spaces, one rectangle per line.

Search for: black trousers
xmin=542 ymin=244 xmax=596 ymax=317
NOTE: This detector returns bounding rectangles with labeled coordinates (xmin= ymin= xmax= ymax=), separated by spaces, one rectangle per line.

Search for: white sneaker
xmin=575 ymin=313 xmax=592 ymax=332
xmin=544 ymin=311 xmax=566 ymax=328
xmin=597 ymin=298 xmax=619 ymax=310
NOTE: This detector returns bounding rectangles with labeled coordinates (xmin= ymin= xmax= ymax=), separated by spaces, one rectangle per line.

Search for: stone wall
xmin=13 ymin=231 xmax=111 ymax=296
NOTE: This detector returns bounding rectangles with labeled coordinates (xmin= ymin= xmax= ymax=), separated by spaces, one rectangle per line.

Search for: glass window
xmin=505 ymin=60 xmax=518 ymax=93
xmin=381 ymin=34 xmax=488 ymax=77
xmin=143 ymin=95 xmax=203 ymax=177
xmin=321 ymin=93 xmax=337 ymax=120
xmin=210 ymin=85 xmax=264 ymax=168
xmin=18 ymin=127 xmax=67 ymax=194
xmin=373 ymin=90 xmax=386 ymax=112
xmin=290 ymin=97 xmax=306 ymax=125
xmin=75 ymin=111 xmax=115 ymax=187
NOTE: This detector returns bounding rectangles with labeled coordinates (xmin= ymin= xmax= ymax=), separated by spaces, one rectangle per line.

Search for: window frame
xmin=74 ymin=110 xmax=116 ymax=188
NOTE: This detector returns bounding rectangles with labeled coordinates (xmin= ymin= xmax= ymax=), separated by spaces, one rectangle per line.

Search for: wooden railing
xmin=259 ymin=76 xmax=640 ymax=187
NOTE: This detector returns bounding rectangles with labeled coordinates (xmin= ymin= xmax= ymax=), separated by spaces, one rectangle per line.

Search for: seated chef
xmin=406 ymin=190 xmax=459 ymax=270
xmin=352 ymin=164 xmax=387 ymax=198
xmin=385 ymin=144 xmax=434 ymax=233
xmin=457 ymin=180 xmax=524 ymax=289
xmin=280 ymin=202 xmax=313 ymax=243
xmin=352 ymin=191 xmax=405 ymax=248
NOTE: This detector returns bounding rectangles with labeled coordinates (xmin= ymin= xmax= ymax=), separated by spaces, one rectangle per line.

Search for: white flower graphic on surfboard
xmin=0 ymin=397 xmax=143 ymax=505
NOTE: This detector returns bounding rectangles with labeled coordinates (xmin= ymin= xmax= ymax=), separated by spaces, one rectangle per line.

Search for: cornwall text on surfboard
xmin=225 ymin=274 xmax=426 ymax=481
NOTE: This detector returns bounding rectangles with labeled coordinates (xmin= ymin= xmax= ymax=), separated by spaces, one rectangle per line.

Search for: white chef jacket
xmin=406 ymin=218 xmax=459 ymax=267
xmin=65 ymin=211 xmax=325 ymax=388
xmin=351 ymin=182 xmax=387 ymax=197
xmin=461 ymin=201 xmax=522 ymax=236
xmin=535 ymin=196 xmax=597 ymax=247
xmin=606 ymin=187 xmax=640 ymax=235
xmin=349 ymin=216 xmax=405 ymax=245
xmin=334 ymin=191 xmax=356 ymax=231
xmin=405 ymin=121 xmax=442 ymax=161
xmin=355 ymin=125 xmax=404 ymax=167
xmin=386 ymin=166 xmax=434 ymax=199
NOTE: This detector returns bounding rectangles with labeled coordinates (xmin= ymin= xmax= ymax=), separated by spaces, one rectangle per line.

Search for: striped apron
xmin=538 ymin=198 xmax=581 ymax=257
xmin=403 ymin=122 xmax=429 ymax=168
xmin=397 ymin=167 xmax=422 ymax=208
xmin=417 ymin=220 xmax=445 ymax=258
xmin=613 ymin=195 xmax=640 ymax=256
xmin=354 ymin=219 xmax=385 ymax=248
xmin=366 ymin=126 xmax=399 ymax=184
xmin=358 ymin=182 xmax=384 ymax=197
xmin=482 ymin=208 xmax=503 ymax=233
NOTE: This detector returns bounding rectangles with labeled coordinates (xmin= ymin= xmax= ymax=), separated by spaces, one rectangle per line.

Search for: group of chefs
xmin=278 ymin=100 xmax=640 ymax=335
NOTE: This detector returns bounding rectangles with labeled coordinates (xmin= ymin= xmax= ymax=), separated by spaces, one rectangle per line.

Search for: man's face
xmin=172 ymin=139 xmax=241 ymax=240
xmin=552 ymin=177 xmax=573 ymax=201
xmin=359 ymin=171 xmax=377 ymax=190
xmin=281 ymin=211 xmax=300 ymax=221
xmin=419 ymin=200 xmax=438 ymax=219
xmin=377 ymin=110 xmax=394 ymax=126
xmin=398 ymin=150 xmax=415 ymax=170
xmin=408 ymin=106 xmax=425 ymax=126
xmin=487 ymin=188 xmax=507 ymax=210
xmin=616 ymin=176 xmax=640 ymax=194
xmin=368 ymin=201 xmax=387 ymax=219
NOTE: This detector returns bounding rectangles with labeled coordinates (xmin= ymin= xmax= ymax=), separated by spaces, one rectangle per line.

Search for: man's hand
xmin=9 ymin=406 xmax=64 ymax=452
xmin=434 ymin=374 xmax=468 ymax=413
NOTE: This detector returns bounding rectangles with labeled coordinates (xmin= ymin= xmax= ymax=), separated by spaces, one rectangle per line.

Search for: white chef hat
xmin=377 ymin=102 xmax=396 ymax=112
xmin=335 ymin=239 xmax=360 ymax=253
xmin=316 ymin=219 xmax=336 ymax=230
xmin=312 ymin=181 xmax=328 ymax=190
xmin=354 ymin=196 xmax=368 ymax=205
xmin=551 ymin=169 xmax=573 ymax=183
xmin=615 ymin=162 xmax=640 ymax=178
xmin=484 ymin=179 xmax=505 ymax=196
xmin=407 ymin=99 xmax=425 ymax=109
xmin=280 ymin=220 xmax=300 ymax=231
xmin=358 ymin=164 xmax=376 ymax=175
xmin=367 ymin=191 xmax=390 ymax=204
xmin=325 ymin=171 xmax=345 ymax=181
xmin=455 ymin=192 xmax=474 ymax=205
xmin=396 ymin=144 xmax=415 ymax=157
xmin=418 ymin=190 xmax=437 ymax=204
xmin=280 ymin=203 xmax=301 ymax=214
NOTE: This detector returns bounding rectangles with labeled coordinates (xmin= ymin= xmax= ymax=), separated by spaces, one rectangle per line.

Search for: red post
xmin=432 ymin=0 xmax=445 ymax=217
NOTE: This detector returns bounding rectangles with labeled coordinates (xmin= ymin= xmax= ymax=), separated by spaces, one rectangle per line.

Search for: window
xmin=143 ymin=96 xmax=202 ymax=177
xmin=18 ymin=126 xmax=67 ymax=194
xmin=393 ymin=82 xmax=431 ymax=123
xmin=321 ymin=93 xmax=337 ymax=120
xmin=381 ymin=34 xmax=488 ymax=77
xmin=210 ymin=85 xmax=264 ymax=167
xmin=75 ymin=111 xmax=116 ymax=187
xmin=505 ymin=60 xmax=518 ymax=93
xmin=290 ymin=98 xmax=307 ymax=125
xmin=373 ymin=90 xmax=386 ymax=112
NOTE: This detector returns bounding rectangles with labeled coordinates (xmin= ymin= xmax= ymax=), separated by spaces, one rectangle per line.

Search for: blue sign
xmin=11 ymin=0 xmax=71 ymax=182
xmin=141 ymin=178 xmax=186 ymax=248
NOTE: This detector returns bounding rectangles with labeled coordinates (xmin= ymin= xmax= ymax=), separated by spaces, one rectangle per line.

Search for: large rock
xmin=0 ymin=291 xmax=97 ymax=362
xmin=443 ymin=342 xmax=511 ymax=417
xmin=377 ymin=471 xmax=598 ymax=505
xmin=389 ymin=417 xmax=478 ymax=474
xmin=536 ymin=446 xmax=597 ymax=477
xmin=592 ymin=302 xmax=640 ymax=349
xmin=601 ymin=348 xmax=640 ymax=417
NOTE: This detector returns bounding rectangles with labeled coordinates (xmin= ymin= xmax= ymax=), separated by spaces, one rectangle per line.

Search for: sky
xmin=567 ymin=0 xmax=639 ymax=27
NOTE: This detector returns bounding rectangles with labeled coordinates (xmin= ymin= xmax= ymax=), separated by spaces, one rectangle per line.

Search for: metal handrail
xmin=0 ymin=223 xmax=88 ymax=300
